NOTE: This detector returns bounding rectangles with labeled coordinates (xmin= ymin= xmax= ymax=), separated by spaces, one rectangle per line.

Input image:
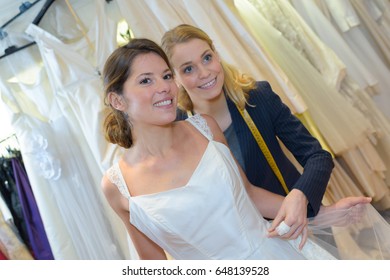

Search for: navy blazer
xmin=177 ymin=81 xmax=334 ymax=217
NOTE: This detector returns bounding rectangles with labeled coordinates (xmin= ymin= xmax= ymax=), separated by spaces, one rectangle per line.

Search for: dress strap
xmin=185 ymin=114 xmax=213 ymax=141
xmin=106 ymin=162 xmax=131 ymax=199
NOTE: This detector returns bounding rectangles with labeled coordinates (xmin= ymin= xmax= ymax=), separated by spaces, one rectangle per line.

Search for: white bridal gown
xmin=107 ymin=115 xmax=337 ymax=260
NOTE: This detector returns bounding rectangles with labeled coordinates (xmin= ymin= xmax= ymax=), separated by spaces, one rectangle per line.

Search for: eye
xmin=203 ymin=54 xmax=212 ymax=63
xmin=163 ymin=73 xmax=173 ymax=80
xmin=139 ymin=78 xmax=151 ymax=85
xmin=183 ymin=65 xmax=193 ymax=74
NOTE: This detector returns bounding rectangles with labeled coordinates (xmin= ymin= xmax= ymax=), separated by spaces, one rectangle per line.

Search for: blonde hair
xmin=161 ymin=24 xmax=256 ymax=111
xmin=102 ymin=38 xmax=173 ymax=148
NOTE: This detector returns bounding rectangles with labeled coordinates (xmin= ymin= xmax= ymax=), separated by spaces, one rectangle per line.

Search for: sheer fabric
xmin=308 ymin=202 xmax=390 ymax=259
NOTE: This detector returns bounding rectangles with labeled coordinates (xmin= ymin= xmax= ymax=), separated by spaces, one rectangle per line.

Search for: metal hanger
xmin=0 ymin=0 xmax=55 ymax=59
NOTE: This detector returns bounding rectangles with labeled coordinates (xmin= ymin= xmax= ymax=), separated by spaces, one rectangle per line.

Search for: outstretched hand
xmin=328 ymin=196 xmax=372 ymax=211
xmin=312 ymin=196 xmax=372 ymax=227
xmin=267 ymin=189 xmax=309 ymax=250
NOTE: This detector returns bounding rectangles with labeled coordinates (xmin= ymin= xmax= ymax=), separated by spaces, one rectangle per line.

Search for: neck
xmin=193 ymin=94 xmax=232 ymax=131
xmin=129 ymin=123 xmax=176 ymax=160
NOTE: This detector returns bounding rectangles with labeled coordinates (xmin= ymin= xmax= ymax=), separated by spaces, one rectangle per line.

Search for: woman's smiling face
xmin=121 ymin=52 xmax=178 ymax=126
xmin=170 ymin=38 xmax=225 ymax=105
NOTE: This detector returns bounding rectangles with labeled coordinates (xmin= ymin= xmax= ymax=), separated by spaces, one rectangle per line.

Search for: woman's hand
xmin=267 ymin=189 xmax=309 ymax=250
xmin=312 ymin=196 xmax=372 ymax=227
xmin=326 ymin=196 xmax=372 ymax=212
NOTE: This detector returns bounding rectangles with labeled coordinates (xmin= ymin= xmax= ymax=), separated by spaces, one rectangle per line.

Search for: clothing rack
xmin=0 ymin=0 xmax=55 ymax=60
xmin=0 ymin=1 xmax=42 ymax=29
xmin=0 ymin=134 xmax=19 ymax=158
xmin=0 ymin=134 xmax=18 ymax=145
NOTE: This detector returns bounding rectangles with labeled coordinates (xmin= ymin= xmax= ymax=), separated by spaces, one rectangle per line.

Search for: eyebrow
xmin=179 ymin=49 xmax=210 ymax=68
xmin=135 ymin=72 xmax=152 ymax=80
xmin=135 ymin=68 xmax=171 ymax=78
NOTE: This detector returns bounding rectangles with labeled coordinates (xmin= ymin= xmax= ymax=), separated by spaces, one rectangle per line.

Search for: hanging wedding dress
xmin=349 ymin=0 xmax=390 ymax=68
xmin=242 ymin=0 xmax=361 ymax=204
xmin=0 ymin=1 xmax=129 ymax=259
xmin=307 ymin=0 xmax=390 ymax=120
xmin=291 ymin=0 xmax=390 ymax=206
xmin=233 ymin=0 xmax=390 ymax=208
xmin=0 ymin=36 xmax=77 ymax=259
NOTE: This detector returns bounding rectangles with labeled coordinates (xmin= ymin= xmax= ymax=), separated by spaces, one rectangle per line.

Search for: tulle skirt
xmin=306 ymin=203 xmax=390 ymax=259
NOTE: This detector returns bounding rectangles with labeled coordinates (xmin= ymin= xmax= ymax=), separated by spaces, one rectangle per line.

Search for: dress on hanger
xmin=314 ymin=0 xmax=390 ymax=119
xmin=0 ymin=0 xmax=128 ymax=259
xmin=291 ymin=0 xmax=390 ymax=206
xmin=349 ymin=0 xmax=390 ymax=68
xmin=234 ymin=0 xmax=390 ymax=207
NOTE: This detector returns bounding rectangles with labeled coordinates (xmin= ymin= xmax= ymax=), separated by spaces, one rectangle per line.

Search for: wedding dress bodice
xmin=107 ymin=115 xmax=335 ymax=259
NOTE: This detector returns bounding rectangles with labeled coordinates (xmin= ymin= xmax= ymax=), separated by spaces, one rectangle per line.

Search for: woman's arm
xmin=101 ymin=175 xmax=167 ymax=260
xmin=256 ymin=82 xmax=333 ymax=216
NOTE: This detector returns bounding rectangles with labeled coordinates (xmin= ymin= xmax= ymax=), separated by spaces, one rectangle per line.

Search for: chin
xmin=207 ymin=88 xmax=223 ymax=101
xmin=162 ymin=112 xmax=177 ymax=124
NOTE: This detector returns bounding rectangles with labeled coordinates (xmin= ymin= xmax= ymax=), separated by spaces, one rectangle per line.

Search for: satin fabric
xmin=107 ymin=115 xmax=336 ymax=260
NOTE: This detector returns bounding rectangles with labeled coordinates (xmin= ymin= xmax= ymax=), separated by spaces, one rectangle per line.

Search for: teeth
xmin=200 ymin=78 xmax=216 ymax=89
xmin=154 ymin=99 xmax=172 ymax=107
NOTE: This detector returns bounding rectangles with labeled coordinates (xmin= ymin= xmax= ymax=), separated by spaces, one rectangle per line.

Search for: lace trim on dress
xmin=106 ymin=163 xmax=130 ymax=199
xmin=186 ymin=114 xmax=213 ymax=140
xmin=23 ymin=132 xmax=62 ymax=180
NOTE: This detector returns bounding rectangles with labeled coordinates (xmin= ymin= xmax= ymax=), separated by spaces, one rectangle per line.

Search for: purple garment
xmin=11 ymin=157 xmax=54 ymax=260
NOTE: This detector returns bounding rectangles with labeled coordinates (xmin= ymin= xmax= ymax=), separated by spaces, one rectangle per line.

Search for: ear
xmin=107 ymin=92 xmax=126 ymax=111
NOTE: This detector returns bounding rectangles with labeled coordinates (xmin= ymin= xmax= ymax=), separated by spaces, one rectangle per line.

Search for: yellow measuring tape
xmin=237 ymin=107 xmax=290 ymax=195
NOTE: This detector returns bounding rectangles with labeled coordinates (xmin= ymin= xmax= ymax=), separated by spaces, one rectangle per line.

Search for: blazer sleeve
xmin=175 ymin=108 xmax=188 ymax=121
xmin=251 ymin=81 xmax=334 ymax=216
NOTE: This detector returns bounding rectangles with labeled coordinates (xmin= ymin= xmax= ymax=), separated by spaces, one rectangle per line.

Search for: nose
xmin=198 ymin=64 xmax=210 ymax=79
xmin=156 ymin=78 xmax=170 ymax=94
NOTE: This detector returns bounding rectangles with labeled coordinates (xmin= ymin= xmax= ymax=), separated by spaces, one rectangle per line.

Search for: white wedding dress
xmin=107 ymin=115 xmax=336 ymax=260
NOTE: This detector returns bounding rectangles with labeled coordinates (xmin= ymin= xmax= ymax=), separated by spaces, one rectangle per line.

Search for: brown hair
xmin=161 ymin=24 xmax=256 ymax=111
xmin=102 ymin=38 xmax=173 ymax=148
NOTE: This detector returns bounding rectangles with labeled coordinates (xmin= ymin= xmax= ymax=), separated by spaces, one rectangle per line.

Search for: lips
xmin=199 ymin=78 xmax=216 ymax=89
xmin=153 ymin=99 xmax=173 ymax=107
